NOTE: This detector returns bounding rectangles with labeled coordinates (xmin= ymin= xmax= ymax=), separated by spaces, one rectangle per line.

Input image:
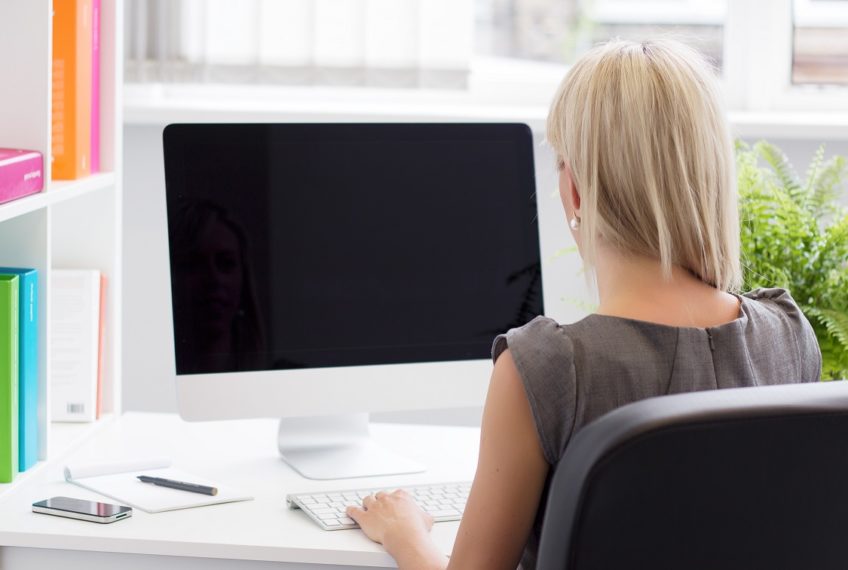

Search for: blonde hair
xmin=547 ymin=38 xmax=741 ymax=292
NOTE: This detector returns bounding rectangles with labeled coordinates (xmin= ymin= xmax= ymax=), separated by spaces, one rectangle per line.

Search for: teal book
xmin=0 ymin=274 xmax=19 ymax=483
xmin=0 ymin=268 xmax=38 ymax=471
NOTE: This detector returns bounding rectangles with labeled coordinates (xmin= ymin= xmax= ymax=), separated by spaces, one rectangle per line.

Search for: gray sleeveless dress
xmin=491 ymin=288 xmax=822 ymax=570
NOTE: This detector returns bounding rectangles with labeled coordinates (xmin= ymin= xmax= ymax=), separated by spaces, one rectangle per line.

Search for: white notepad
xmin=64 ymin=458 xmax=254 ymax=513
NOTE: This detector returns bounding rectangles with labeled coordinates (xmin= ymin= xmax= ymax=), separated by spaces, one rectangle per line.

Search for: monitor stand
xmin=277 ymin=414 xmax=426 ymax=480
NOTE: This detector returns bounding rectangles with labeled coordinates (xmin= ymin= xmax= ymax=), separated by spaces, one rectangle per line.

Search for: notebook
xmin=63 ymin=457 xmax=253 ymax=513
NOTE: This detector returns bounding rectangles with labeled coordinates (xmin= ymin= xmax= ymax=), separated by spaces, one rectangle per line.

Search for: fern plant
xmin=737 ymin=141 xmax=848 ymax=380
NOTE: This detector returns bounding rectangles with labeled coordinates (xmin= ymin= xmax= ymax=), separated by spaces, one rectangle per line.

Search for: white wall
xmin=122 ymin=122 xmax=848 ymax=425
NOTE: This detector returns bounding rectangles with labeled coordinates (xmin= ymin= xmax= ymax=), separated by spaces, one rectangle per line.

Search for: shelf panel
xmin=0 ymin=173 xmax=116 ymax=223
xmin=0 ymin=415 xmax=115 ymax=497
xmin=49 ymin=173 xmax=118 ymax=205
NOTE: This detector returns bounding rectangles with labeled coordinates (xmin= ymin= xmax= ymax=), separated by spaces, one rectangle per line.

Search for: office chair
xmin=536 ymin=381 xmax=848 ymax=570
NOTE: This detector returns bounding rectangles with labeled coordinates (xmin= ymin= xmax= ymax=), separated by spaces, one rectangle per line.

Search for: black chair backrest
xmin=536 ymin=381 xmax=848 ymax=570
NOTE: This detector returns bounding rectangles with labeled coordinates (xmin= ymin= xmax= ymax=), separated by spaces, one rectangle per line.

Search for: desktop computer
xmin=162 ymin=123 xmax=542 ymax=479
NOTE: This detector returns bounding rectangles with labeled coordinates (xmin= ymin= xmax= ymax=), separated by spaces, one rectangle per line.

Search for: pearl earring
xmin=570 ymin=216 xmax=580 ymax=231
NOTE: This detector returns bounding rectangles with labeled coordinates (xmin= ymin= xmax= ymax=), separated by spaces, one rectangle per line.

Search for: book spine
xmin=0 ymin=152 xmax=44 ymax=205
xmin=52 ymin=0 xmax=93 ymax=180
xmin=91 ymin=0 xmax=100 ymax=173
xmin=96 ymin=273 xmax=106 ymax=419
xmin=17 ymin=271 xmax=38 ymax=471
xmin=50 ymin=270 xmax=100 ymax=422
xmin=0 ymin=275 xmax=19 ymax=483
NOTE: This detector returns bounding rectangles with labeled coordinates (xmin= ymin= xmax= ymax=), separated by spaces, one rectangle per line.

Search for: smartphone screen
xmin=33 ymin=497 xmax=129 ymax=517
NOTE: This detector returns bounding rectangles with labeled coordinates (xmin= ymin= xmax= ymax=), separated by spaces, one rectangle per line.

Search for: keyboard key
xmin=338 ymin=517 xmax=356 ymax=525
xmin=430 ymin=509 xmax=461 ymax=518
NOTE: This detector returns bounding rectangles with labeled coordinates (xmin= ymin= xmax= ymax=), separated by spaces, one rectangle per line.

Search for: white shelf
xmin=0 ymin=0 xmax=123 ymax=489
xmin=0 ymin=416 xmax=115 ymax=497
xmin=0 ymin=173 xmax=117 ymax=224
xmin=50 ymin=172 xmax=118 ymax=201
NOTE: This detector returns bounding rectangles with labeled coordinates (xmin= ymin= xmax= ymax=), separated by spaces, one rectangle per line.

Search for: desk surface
xmin=0 ymin=413 xmax=480 ymax=567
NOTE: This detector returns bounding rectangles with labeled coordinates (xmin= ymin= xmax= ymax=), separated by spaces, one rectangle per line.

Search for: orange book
xmin=52 ymin=0 xmax=93 ymax=180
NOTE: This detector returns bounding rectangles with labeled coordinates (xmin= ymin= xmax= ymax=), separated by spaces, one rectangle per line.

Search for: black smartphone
xmin=32 ymin=496 xmax=133 ymax=524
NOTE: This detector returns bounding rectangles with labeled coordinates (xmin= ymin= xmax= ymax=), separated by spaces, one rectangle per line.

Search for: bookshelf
xmin=0 ymin=1 xmax=123 ymax=490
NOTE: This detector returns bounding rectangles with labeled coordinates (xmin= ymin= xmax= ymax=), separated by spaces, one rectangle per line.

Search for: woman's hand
xmin=347 ymin=490 xmax=446 ymax=569
xmin=347 ymin=489 xmax=433 ymax=546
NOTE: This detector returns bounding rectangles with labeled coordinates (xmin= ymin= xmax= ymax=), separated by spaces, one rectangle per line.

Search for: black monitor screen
xmin=163 ymin=123 xmax=542 ymax=375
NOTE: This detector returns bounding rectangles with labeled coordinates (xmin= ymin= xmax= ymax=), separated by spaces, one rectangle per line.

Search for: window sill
xmin=124 ymin=80 xmax=848 ymax=142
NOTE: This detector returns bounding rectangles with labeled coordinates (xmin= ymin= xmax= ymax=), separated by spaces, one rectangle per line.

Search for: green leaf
xmin=809 ymin=308 xmax=848 ymax=352
xmin=754 ymin=141 xmax=803 ymax=206
xmin=810 ymin=155 xmax=847 ymax=219
xmin=552 ymin=246 xmax=579 ymax=259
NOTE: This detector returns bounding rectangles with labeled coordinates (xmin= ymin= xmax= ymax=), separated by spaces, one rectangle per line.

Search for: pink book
xmin=90 ymin=0 xmax=101 ymax=173
xmin=0 ymin=149 xmax=44 ymax=205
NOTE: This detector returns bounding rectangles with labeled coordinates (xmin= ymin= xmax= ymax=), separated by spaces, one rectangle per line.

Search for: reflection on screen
xmin=45 ymin=497 xmax=124 ymax=516
xmin=164 ymin=124 xmax=542 ymax=375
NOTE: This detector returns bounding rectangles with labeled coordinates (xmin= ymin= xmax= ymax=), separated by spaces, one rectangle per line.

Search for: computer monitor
xmin=163 ymin=123 xmax=542 ymax=479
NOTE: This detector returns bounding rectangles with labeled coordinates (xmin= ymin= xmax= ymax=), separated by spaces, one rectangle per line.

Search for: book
xmin=52 ymin=0 xmax=93 ymax=180
xmin=0 ymin=149 xmax=44 ymax=205
xmin=0 ymin=275 xmax=19 ymax=483
xmin=96 ymin=273 xmax=106 ymax=418
xmin=64 ymin=457 xmax=254 ymax=513
xmin=0 ymin=268 xmax=38 ymax=471
xmin=51 ymin=269 xmax=100 ymax=422
xmin=90 ymin=0 xmax=100 ymax=173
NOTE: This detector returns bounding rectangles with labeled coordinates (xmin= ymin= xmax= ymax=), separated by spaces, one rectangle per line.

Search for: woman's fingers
xmin=346 ymin=504 xmax=367 ymax=521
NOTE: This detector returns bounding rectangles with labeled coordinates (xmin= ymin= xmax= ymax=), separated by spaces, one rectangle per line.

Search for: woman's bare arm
xmin=348 ymin=348 xmax=548 ymax=570
xmin=446 ymin=348 xmax=549 ymax=569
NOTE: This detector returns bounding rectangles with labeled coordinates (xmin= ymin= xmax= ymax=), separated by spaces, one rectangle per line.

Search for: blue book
xmin=0 ymin=268 xmax=38 ymax=471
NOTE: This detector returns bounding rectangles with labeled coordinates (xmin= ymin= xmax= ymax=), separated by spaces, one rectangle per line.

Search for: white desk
xmin=0 ymin=413 xmax=480 ymax=570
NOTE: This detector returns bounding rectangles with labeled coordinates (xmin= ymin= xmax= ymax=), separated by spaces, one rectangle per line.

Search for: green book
xmin=0 ymin=274 xmax=19 ymax=483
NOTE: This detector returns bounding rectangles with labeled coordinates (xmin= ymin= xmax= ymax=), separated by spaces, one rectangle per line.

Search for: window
xmin=125 ymin=0 xmax=474 ymax=89
xmin=793 ymin=0 xmax=848 ymax=85
xmin=476 ymin=0 xmax=725 ymax=70
xmin=125 ymin=0 xmax=848 ymax=112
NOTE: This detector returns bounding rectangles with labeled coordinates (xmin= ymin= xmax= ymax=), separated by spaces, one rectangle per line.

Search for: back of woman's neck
xmin=593 ymin=248 xmax=740 ymax=328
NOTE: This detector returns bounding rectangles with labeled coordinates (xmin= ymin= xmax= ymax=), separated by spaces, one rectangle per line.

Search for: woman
xmin=170 ymin=200 xmax=267 ymax=374
xmin=346 ymin=39 xmax=822 ymax=569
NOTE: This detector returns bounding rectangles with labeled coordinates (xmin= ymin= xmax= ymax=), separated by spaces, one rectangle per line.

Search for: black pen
xmin=137 ymin=475 xmax=218 ymax=496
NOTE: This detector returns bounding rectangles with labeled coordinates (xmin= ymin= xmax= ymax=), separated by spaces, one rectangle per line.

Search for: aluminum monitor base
xmin=278 ymin=414 xmax=426 ymax=480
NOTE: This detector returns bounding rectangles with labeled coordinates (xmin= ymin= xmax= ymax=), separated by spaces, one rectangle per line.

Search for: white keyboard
xmin=287 ymin=481 xmax=472 ymax=530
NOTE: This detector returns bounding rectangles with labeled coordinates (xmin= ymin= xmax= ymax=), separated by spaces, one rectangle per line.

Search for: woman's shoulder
xmin=741 ymin=287 xmax=804 ymax=317
xmin=740 ymin=287 xmax=817 ymax=342
xmin=491 ymin=316 xmax=566 ymax=362
xmin=491 ymin=316 xmax=578 ymax=465
xmin=740 ymin=287 xmax=822 ymax=379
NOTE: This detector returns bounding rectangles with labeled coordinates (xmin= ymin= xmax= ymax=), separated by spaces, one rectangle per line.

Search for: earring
xmin=570 ymin=216 xmax=580 ymax=231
